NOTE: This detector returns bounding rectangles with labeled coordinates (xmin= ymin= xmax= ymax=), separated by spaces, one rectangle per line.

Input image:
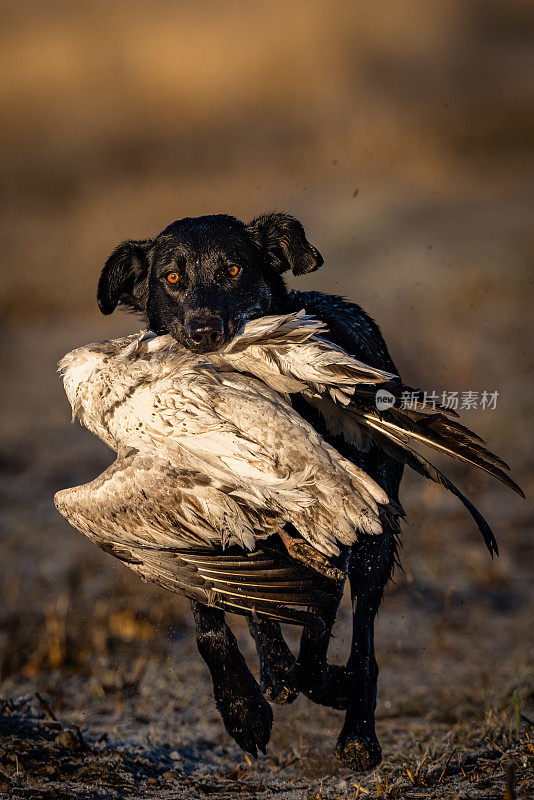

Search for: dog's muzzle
xmin=185 ymin=315 xmax=225 ymax=352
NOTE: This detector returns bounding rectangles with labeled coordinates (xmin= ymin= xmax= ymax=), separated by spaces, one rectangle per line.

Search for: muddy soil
xmin=0 ymin=313 xmax=532 ymax=799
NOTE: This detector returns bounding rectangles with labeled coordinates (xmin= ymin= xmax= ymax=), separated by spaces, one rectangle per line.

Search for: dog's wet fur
xmin=98 ymin=213 xmax=322 ymax=353
xmin=97 ymin=212 xmax=402 ymax=770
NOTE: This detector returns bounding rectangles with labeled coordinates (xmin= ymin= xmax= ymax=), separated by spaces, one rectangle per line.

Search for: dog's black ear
xmin=97 ymin=240 xmax=152 ymax=315
xmin=246 ymin=213 xmax=323 ymax=276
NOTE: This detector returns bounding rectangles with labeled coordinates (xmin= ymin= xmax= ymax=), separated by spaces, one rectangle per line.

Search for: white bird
xmin=55 ymin=311 xmax=522 ymax=625
xmin=54 ymin=312 xmax=398 ymax=627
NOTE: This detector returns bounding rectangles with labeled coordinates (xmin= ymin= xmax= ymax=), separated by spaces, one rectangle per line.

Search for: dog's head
xmin=97 ymin=213 xmax=323 ymax=353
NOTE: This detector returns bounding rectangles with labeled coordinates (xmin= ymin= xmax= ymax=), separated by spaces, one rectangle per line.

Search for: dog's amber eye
xmin=228 ymin=265 xmax=241 ymax=277
xmin=166 ymin=272 xmax=180 ymax=284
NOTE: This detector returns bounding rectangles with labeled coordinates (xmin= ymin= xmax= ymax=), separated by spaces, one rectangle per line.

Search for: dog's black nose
xmin=186 ymin=316 xmax=225 ymax=351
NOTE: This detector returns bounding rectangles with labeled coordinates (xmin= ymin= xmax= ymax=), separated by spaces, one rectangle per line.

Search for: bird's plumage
xmin=55 ymin=310 xmax=522 ymax=627
xmin=55 ymin=313 xmax=400 ymax=625
xmin=54 ymin=450 xmax=334 ymax=628
xmin=212 ymin=308 xmax=523 ymax=555
xmin=57 ymin=315 xmax=392 ymax=551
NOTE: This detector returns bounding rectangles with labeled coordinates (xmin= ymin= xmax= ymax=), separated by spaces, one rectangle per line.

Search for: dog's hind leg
xmin=248 ymin=619 xmax=299 ymax=705
xmin=191 ymin=601 xmax=273 ymax=756
xmin=295 ymin=576 xmax=347 ymax=708
xmin=248 ymin=546 xmax=346 ymax=707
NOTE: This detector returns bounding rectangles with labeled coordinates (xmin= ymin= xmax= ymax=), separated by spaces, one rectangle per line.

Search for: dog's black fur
xmin=97 ymin=213 xmax=401 ymax=770
xmin=98 ymin=214 xmax=322 ymax=353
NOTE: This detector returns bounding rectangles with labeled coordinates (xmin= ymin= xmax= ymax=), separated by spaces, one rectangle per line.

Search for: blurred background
xmin=0 ymin=1 xmax=532 ymax=797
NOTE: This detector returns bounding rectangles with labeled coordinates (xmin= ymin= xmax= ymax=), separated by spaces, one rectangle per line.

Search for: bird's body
xmin=57 ymin=313 xmax=394 ymax=548
xmin=55 ymin=313 xmax=399 ymax=625
xmin=55 ymin=310 xmax=522 ymax=626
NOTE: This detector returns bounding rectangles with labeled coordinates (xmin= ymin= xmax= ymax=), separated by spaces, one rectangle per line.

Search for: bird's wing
xmin=212 ymin=311 xmax=396 ymax=402
xmin=121 ymin=546 xmax=339 ymax=629
xmin=301 ymin=384 xmax=524 ymax=556
xmin=54 ymin=451 xmax=336 ymax=628
xmin=54 ymin=449 xmax=272 ymax=552
xmin=112 ymin=360 xmax=391 ymax=542
xmin=217 ymin=306 xmax=524 ymax=555
xmin=112 ymin=362 xmax=392 ymax=556
xmin=174 ymin=373 xmax=393 ymax=556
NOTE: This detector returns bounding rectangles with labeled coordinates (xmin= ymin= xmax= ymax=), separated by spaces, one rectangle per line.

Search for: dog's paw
xmin=214 ymin=673 xmax=273 ymax=756
xmin=261 ymin=662 xmax=299 ymax=705
xmin=335 ymin=734 xmax=382 ymax=771
xmin=299 ymin=664 xmax=349 ymax=710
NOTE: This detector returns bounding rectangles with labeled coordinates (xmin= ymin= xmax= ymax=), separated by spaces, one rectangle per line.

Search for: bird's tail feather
xmin=351 ymin=413 xmax=502 ymax=555
xmin=357 ymin=407 xmax=524 ymax=498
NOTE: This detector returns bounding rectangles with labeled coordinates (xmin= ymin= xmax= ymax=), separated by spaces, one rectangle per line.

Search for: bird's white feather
xmin=56 ymin=314 xmax=393 ymax=558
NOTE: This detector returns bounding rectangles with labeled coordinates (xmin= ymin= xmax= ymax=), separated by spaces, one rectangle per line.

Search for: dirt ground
xmin=1 ymin=2 xmax=534 ymax=797
xmin=0 ymin=210 xmax=532 ymax=798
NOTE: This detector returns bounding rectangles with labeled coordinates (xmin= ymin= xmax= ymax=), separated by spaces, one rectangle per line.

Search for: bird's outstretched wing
xmin=54 ymin=450 xmax=335 ymax=628
xmin=123 ymin=547 xmax=338 ymax=629
xmin=54 ymin=449 xmax=273 ymax=551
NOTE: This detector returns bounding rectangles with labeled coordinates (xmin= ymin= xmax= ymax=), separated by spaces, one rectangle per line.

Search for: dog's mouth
xmin=167 ymin=317 xmax=236 ymax=354
xmin=164 ymin=306 xmax=268 ymax=354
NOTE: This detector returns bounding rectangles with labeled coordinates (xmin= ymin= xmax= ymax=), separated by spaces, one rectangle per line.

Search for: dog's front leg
xmin=335 ymin=529 xmax=397 ymax=771
xmin=191 ymin=601 xmax=273 ymax=756
xmin=249 ymin=553 xmax=347 ymax=708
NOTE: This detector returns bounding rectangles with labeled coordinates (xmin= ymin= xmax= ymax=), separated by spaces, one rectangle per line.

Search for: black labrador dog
xmin=97 ymin=213 xmax=401 ymax=770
